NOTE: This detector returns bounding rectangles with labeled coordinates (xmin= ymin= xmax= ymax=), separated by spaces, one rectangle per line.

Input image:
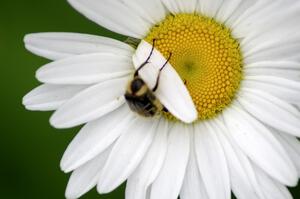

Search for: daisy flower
xmin=23 ymin=0 xmax=300 ymax=199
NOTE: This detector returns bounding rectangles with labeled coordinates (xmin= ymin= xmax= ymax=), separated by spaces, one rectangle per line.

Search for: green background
xmin=0 ymin=0 xmax=299 ymax=198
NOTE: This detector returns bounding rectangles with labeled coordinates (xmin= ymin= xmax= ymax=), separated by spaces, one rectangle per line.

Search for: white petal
xmin=226 ymin=0 xmax=261 ymax=36
xmin=180 ymin=0 xmax=199 ymax=13
xmin=24 ymin=33 xmax=133 ymax=60
xmin=65 ymin=146 xmax=111 ymax=199
xmin=119 ymin=0 xmax=166 ymax=25
xmin=197 ymin=0 xmax=224 ymax=18
xmin=67 ymin=0 xmax=151 ymax=38
xmin=239 ymin=2 xmax=300 ymax=55
xmin=215 ymin=0 xmax=243 ymax=23
xmin=243 ymin=76 xmax=300 ymax=104
xmin=233 ymin=1 xmax=295 ymax=41
xmin=244 ymin=35 xmax=300 ymax=60
xmin=244 ymin=60 xmax=300 ymax=81
xmin=245 ymin=43 xmax=300 ymax=63
xmin=97 ymin=117 xmax=159 ymax=193
xmin=60 ymin=105 xmax=135 ymax=172
xmin=150 ymin=122 xmax=190 ymax=199
xmin=213 ymin=118 xmax=264 ymax=199
xmin=245 ymin=67 xmax=300 ymax=82
xmin=125 ymin=118 xmax=169 ymax=199
xmin=23 ymin=84 xmax=88 ymax=111
xmin=230 ymin=0 xmax=277 ymax=31
xmin=239 ymin=5 xmax=300 ymax=62
xmin=180 ymin=129 xmax=209 ymax=199
xmin=126 ymin=186 xmax=151 ymax=199
xmin=36 ymin=53 xmax=133 ymax=85
xmin=194 ymin=121 xmax=231 ymax=199
xmin=160 ymin=0 xmax=180 ymax=14
xmin=252 ymin=164 xmax=293 ymax=199
xmin=245 ymin=60 xmax=300 ymax=69
xmin=133 ymin=40 xmax=197 ymax=123
xmin=146 ymin=187 xmax=151 ymax=199
xmin=50 ymin=77 xmax=128 ymax=128
xmin=273 ymin=131 xmax=300 ymax=177
xmin=223 ymin=104 xmax=298 ymax=186
xmin=238 ymin=88 xmax=300 ymax=137
xmin=161 ymin=0 xmax=198 ymax=14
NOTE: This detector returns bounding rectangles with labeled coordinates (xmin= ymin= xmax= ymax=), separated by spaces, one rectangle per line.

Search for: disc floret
xmin=145 ymin=14 xmax=243 ymax=120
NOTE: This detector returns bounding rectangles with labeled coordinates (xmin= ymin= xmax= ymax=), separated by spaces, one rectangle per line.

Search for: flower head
xmin=23 ymin=0 xmax=300 ymax=199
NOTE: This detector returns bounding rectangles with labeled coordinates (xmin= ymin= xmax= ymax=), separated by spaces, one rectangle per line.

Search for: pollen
xmin=145 ymin=14 xmax=243 ymax=120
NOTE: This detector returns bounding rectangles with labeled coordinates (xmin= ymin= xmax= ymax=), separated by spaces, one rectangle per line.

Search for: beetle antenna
xmin=134 ymin=39 xmax=156 ymax=77
xmin=152 ymin=52 xmax=172 ymax=92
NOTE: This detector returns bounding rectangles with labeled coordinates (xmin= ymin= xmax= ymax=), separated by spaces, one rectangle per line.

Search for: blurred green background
xmin=0 ymin=0 xmax=299 ymax=198
xmin=0 ymin=0 xmax=125 ymax=198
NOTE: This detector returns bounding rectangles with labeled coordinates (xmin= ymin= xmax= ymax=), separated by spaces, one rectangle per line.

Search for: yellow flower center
xmin=144 ymin=13 xmax=243 ymax=120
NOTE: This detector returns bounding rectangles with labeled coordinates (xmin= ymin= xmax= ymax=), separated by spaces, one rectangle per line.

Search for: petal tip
xmin=65 ymin=187 xmax=79 ymax=199
xmin=60 ymin=153 xmax=80 ymax=173
xmin=35 ymin=65 xmax=50 ymax=82
xmin=22 ymin=94 xmax=30 ymax=106
xmin=60 ymin=160 xmax=71 ymax=173
xmin=287 ymin=175 xmax=299 ymax=187
xmin=49 ymin=113 xmax=67 ymax=129
xmin=96 ymin=183 xmax=111 ymax=195
xmin=23 ymin=33 xmax=33 ymax=44
xmin=22 ymin=93 xmax=37 ymax=110
xmin=181 ymin=110 xmax=198 ymax=124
